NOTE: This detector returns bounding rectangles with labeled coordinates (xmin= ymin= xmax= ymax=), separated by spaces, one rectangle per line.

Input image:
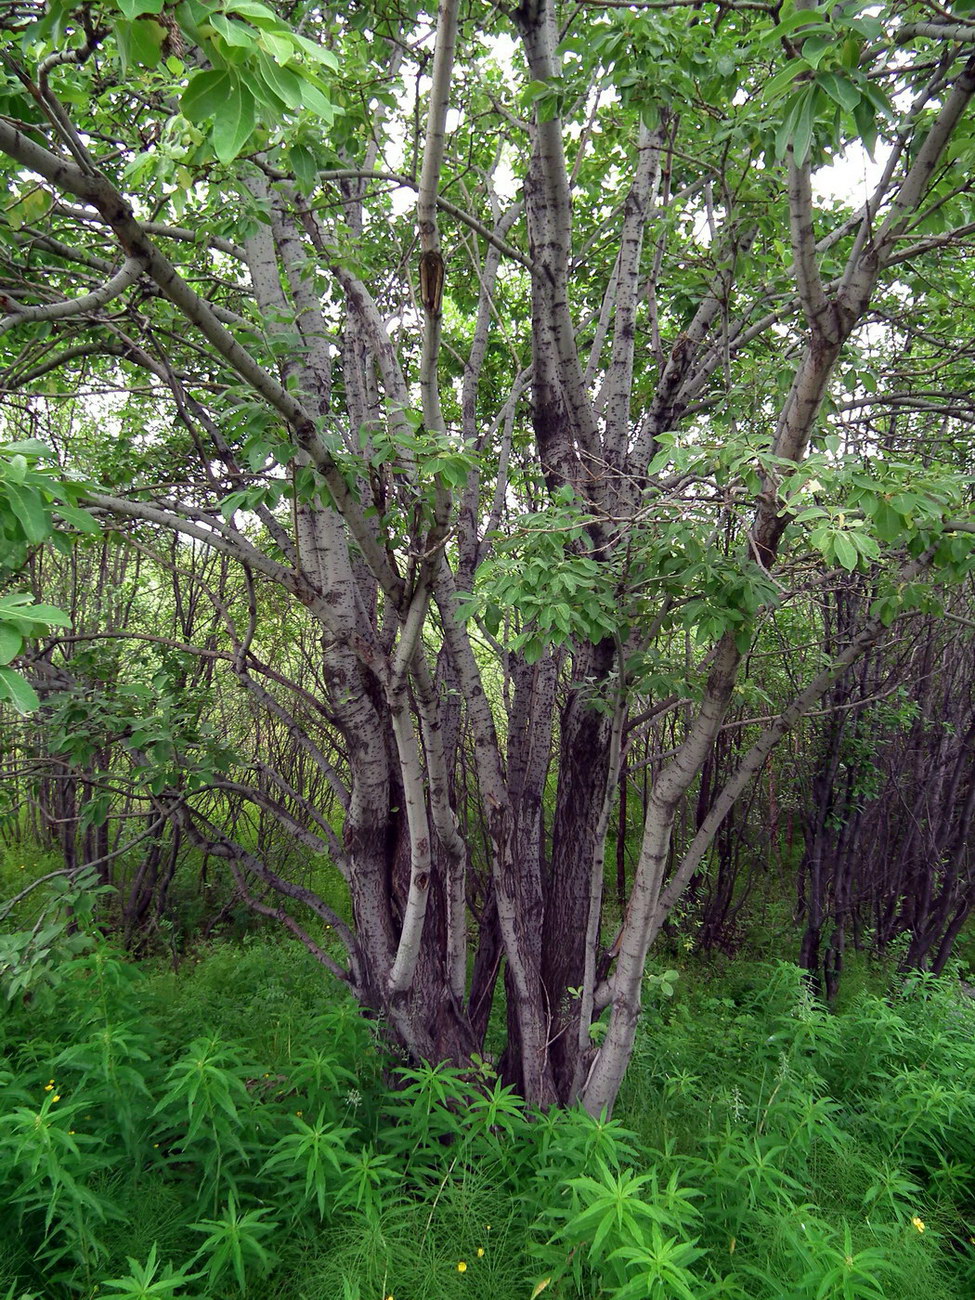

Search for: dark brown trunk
xmin=542 ymin=639 xmax=615 ymax=1099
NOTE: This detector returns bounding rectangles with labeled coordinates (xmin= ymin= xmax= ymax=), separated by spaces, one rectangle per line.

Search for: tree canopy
xmin=1 ymin=0 xmax=974 ymax=1111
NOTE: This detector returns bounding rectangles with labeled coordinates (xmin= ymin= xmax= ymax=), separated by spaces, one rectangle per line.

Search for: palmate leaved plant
xmin=717 ymin=1210 xmax=902 ymax=1300
xmin=378 ymin=1061 xmax=474 ymax=1176
xmin=535 ymin=1106 xmax=642 ymax=1180
xmin=822 ymin=992 xmax=910 ymax=1100
xmin=699 ymin=1124 xmax=809 ymax=1248
xmin=794 ymin=1221 xmax=895 ymax=1300
xmin=607 ymin=1229 xmax=709 ymax=1300
xmin=925 ymin=1154 xmax=973 ymax=1207
xmin=54 ymin=1020 xmax=155 ymax=1160
xmin=0 ymin=1080 xmax=116 ymax=1278
xmin=330 ymin=1144 xmax=401 ymax=1227
xmin=150 ymin=1035 xmax=258 ymax=1208
xmin=260 ymin=1107 xmax=357 ymax=1219
xmin=525 ymin=1106 xmax=643 ymax=1239
xmin=829 ymin=975 xmax=975 ymax=1108
xmin=283 ymin=1002 xmax=378 ymax=1112
xmin=774 ymin=1093 xmax=849 ymax=1165
xmin=68 ymin=943 xmax=148 ymax=1019
xmin=189 ymin=1190 xmax=278 ymax=1294
xmin=846 ymin=1045 xmax=975 ymax=1182
xmin=285 ymin=1041 xmax=357 ymax=1108
xmin=532 ymin=1154 xmax=708 ymax=1297
xmin=99 ymin=1243 xmax=200 ymax=1299
xmin=458 ymin=1078 xmax=530 ymax=1160
xmin=861 ymin=1164 xmax=925 ymax=1223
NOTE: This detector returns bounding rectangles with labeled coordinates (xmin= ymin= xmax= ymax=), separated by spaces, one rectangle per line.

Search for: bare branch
xmin=0 ymin=255 xmax=145 ymax=335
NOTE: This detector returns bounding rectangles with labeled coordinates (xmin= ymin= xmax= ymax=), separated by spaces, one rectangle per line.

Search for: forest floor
xmin=2 ymin=849 xmax=975 ymax=1299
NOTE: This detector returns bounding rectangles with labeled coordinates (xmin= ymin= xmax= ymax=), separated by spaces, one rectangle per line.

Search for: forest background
xmin=1 ymin=0 xmax=974 ymax=1294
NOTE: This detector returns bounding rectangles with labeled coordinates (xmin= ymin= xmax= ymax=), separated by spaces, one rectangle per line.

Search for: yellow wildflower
xmin=51 ymin=1094 xmax=61 ymax=1103
xmin=457 ymin=1261 xmax=467 ymax=1273
xmin=912 ymin=1217 xmax=925 ymax=1233
xmin=44 ymin=1083 xmax=54 ymax=1092
xmin=476 ymin=1248 xmax=485 ymax=1258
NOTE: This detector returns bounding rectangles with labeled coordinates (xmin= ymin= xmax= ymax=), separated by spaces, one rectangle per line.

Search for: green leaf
xmin=868 ymin=596 xmax=897 ymax=626
xmin=4 ymin=600 xmax=72 ymax=628
xmin=286 ymin=31 xmax=339 ymax=68
xmin=801 ymin=35 xmax=832 ymax=69
xmin=851 ymin=531 xmax=881 ymax=561
xmin=791 ymin=86 xmax=819 ymax=165
xmin=225 ymin=0 xmax=280 ymax=24
xmin=210 ymin=11 xmax=256 ymax=47
xmin=254 ymin=50 xmax=335 ymax=119
xmin=255 ymin=51 xmax=305 ymax=108
xmin=853 ymin=95 xmax=878 ymax=157
xmin=0 ymin=625 xmax=23 ymax=665
xmin=833 ymin=532 xmax=858 ymax=571
xmin=764 ymin=59 xmax=809 ymax=101
xmin=0 ymin=665 xmax=39 ymax=714
xmin=211 ymin=76 xmax=257 ymax=162
xmin=296 ymin=75 xmax=334 ymax=121
xmin=5 ymin=483 xmax=49 ymax=543
xmin=775 ymin=94 xmax=803 ymax=160
xmin=181 ymin=68 xmax=235 ymax=124
xmin=114 ymin=16 xmax=166 ymax=69
xmin=766 ymin=5 xmax=830 ymax=38
xmin=4 ymin=454 xmax=26 ymax=485
xmin=116 ymin=0 xmax=164 ymax=16
xmin=3 ymin=187 xmax=53 ymax=231
xmin=257 ymin=29 xmax=293 ymax=62
xmin=817 ymin=70 xmax=861 ymax=113
xmin=54 ymin=502 xmax=99 ymax=534
xmin=289 ymin=141 xmax=319 ymax=191
xmin=1 ymin=439 xmax=52 ymax=457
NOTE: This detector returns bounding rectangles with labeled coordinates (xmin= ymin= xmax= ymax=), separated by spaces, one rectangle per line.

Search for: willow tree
xmin=1 ymin=0 xmax=974 ymax=1111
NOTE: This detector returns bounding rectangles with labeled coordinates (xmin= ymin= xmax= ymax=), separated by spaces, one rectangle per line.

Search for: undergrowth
xmin=2 ymin=876 xmax=975 ymax=1298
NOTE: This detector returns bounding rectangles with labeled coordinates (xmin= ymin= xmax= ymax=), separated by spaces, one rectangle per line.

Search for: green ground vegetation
xmin=3 ymin=859 xmax=975 ymax=1300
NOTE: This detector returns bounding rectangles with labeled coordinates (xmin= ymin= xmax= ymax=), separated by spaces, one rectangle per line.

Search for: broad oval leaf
xmin=211 ymin=76 xmax=257 ymax=163
xmin=181 ymin=69 xmax=235 ymax=125
xmin=0 ymin=665 xmax=39 ymax=714
xmin=115 ymin=0 xmax=164 ymax=17
xmin=0 ymin=625 xmax=23 ymax=665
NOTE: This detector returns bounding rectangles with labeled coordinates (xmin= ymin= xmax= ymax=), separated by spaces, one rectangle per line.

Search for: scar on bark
xmin=419 ymin=250 xmax=445 ymax=316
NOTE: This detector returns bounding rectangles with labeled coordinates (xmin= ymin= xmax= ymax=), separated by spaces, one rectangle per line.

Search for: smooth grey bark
xmin=580 ymin=56 xmax=975 ymax=1116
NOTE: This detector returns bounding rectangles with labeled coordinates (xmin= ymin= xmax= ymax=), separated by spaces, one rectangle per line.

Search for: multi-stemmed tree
xmin=1 ymin=0 xmax=974 ymax=1110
